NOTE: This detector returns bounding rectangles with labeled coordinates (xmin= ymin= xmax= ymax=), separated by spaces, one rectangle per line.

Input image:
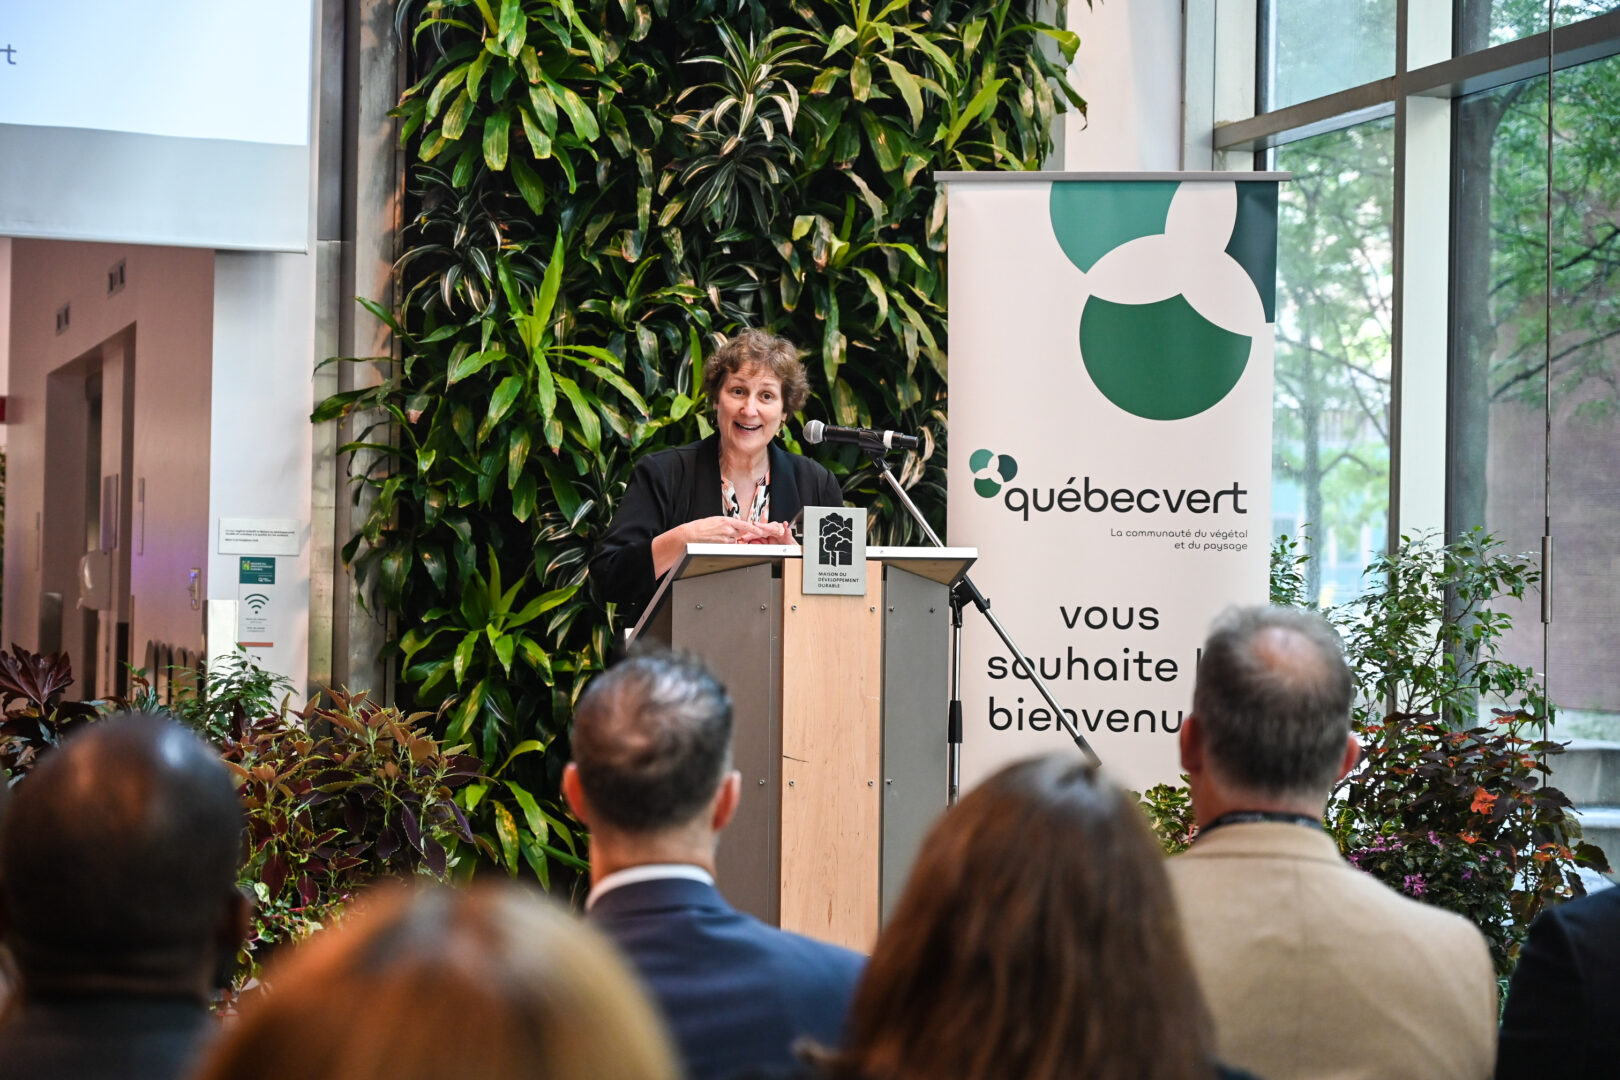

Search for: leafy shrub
xmin=223 ymin=689 xmax=483 ymax=976
xmin=0 ymin=644 xmax=484 ymax=986
xmin=1136 ymin=779 xmax=1196 ymax=856
xmin=0 ymin=646 xmax=100 ymax=781
xmin=317 ymin=0 xmax=1084 ymax=884
xmin=1327 ymin=531 xmax=1607 ymax=973
xmin=154 ymin=648 xmax=295 ymax=744
xmin=1333 ymin=711 xmax=1600 ymax=973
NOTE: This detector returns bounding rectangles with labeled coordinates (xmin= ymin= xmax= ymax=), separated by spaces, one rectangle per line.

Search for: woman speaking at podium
xmin=591 ymin=329 xmax=845 ymax=623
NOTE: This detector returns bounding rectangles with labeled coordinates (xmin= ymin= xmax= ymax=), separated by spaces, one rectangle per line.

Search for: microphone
xmin=802 ymin=419 xmax=920 ymax=453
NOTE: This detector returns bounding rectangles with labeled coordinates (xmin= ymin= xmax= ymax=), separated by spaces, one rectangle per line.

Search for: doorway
xmin=42 ymin=328 xmax=134 ymax=698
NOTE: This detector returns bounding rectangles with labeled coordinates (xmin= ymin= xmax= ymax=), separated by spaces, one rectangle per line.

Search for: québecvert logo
xmin=970 ymin=449 xmax=1018 ymax=497
xmin=1048 ymin=180 xmax=1278 ymax=422
xmin=971 ymin=455 xmax=1251 ymax=521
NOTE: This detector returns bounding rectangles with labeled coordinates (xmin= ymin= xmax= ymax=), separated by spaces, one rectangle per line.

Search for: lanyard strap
xmin=1198 ymin=810 xmax=1323 ymax=839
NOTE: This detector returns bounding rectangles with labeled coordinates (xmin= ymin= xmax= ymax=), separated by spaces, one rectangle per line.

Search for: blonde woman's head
xmin=193 ymin=882 xmax=678 ymax=1080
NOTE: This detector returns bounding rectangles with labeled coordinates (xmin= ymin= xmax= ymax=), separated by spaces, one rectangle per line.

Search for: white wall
xmin=1064 ymin=0 xmax=1185 ymax=171
xmin=4 ymin=239 xmax=215 ymax=673
xmin=207 ymin=251 xmax=316 ymax=693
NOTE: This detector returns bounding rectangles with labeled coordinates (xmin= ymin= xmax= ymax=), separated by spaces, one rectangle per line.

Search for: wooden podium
xmin=629 ymin=543 xmax=975 ymax=952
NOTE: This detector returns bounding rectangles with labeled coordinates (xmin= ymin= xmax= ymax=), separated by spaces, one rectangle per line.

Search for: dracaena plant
xmin=317 ymin=0 xmax=1085 ymax=885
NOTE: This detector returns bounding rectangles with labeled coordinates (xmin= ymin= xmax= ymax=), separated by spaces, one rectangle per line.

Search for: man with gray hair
xmin=563 ymin=648 xmax=863 ymax=1080
xmin=1167 ymin=606 xmax=1497 ymax=1080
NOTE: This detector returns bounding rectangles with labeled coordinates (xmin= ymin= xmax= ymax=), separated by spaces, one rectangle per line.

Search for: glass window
xmin=1261 ymin=0 xmax=1395 ymax=110
xmin=1450 ymin=73 xmax=1549 ymax=712
xmin=1270 ymin=120 xmax=1395 ymax=605
xmin=1458 ymin=0 xmax=1620 ymax=54
xmin=1452 ymin=53 xmax=1620 ymax=738
xmin=1548 ymin=55 xmax=1620 ymax=739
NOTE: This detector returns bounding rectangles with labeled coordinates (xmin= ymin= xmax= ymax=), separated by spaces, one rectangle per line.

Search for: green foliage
xmin=316 ymin=0 xmax=1084 ymax=884
xmin=1336 ymin=530 xmax=1541 ymax=726
xmin=1333 ymin=712 xmax=1605 ymax=976
xmin=224 ymin=689 xmax=482 ymax=981
xmin=1326 ymin=530 xmax=1608 ymax=973
xmin=0 ymin=646 xmax=100 ymax=779
xmin=1268 ymin=532 xmax=1313 ymax=608
xmin=1135 ymin=778 xmax=1196 ymax=856
xmin=138 ymin=648 xmax=295 ymax=744
xmin=0 ymin=644 xmax=486 ymax=987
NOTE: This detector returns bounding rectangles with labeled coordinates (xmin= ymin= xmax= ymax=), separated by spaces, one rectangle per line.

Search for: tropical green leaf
xmin=483 ymin=109 xmax=511 ymax=170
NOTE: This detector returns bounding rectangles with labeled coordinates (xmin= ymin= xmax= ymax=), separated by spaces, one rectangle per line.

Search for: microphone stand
xmin=863 ymin=449 xmax=1102 ymax=804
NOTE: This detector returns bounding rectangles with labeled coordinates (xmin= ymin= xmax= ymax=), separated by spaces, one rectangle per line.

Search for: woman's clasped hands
xmin=682 ymin=516 xmax=794 ymax=546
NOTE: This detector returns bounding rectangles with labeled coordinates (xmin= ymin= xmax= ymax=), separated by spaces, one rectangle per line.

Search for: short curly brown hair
xmin=702 ymin=330 xmax=811 ymax=414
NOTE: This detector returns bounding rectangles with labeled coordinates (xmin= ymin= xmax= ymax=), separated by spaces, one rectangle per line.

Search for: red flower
xmin=1470 ymin=787 xmax=1498 ymax=814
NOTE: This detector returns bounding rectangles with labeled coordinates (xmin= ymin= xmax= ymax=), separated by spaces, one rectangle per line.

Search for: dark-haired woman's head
xmin=833 ymin=755 xmax=1215 ymax=1080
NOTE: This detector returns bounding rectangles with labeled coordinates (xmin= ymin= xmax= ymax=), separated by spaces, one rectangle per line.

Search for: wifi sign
xmin=237 ymin=557 xmax=278 ymax=649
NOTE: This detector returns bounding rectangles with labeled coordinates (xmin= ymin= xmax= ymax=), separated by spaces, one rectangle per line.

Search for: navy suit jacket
xmin=588 ymin=877 xmax=865 ymax=1080
xmin=1497 ymin=884 xmax=1620 ymax=1079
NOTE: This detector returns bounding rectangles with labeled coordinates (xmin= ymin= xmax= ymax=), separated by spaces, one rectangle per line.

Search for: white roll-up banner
xmin=944 ymin=173 xmax=1282 ymax=793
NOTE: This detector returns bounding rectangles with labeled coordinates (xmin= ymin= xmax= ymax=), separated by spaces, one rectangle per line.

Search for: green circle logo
xmin=1049 ymin=180 xmax=1276 ymax=422
xmin=970 ymin=449 xmax=1018 ymax=497
xmin=1078 ymin=295 xmax=1250 ymax=421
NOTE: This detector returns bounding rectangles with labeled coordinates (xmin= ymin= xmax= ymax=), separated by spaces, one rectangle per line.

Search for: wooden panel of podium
xmin=630 ymin=544 xmax=974 ymax=951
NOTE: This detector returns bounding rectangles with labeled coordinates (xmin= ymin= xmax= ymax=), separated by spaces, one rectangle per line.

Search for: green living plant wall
xmin=314 ymin=0 xmax=1086 ymax=886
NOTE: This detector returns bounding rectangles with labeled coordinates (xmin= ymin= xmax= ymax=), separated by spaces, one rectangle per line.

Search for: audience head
xmin=564 ymin=648 xmax=739 ymax=850
xmin=193 ymin=882 xmax=679 ymax=1080
xmin=1184 ymin=605 xmax=1358 ymax=818
xmin=0 ymin=712 xmax=247 ymax=999
xmin=832 ymin=755 xmax=1216 ymax=1080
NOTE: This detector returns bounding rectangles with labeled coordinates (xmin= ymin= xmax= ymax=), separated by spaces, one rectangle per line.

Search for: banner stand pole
xmin=948 ymin=585 xmax=965 ymax=805
xmin=865 ymin=450 xmax=1103 ymax=797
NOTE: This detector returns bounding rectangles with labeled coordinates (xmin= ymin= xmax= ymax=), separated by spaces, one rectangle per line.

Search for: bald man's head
xmin=1191 ymin=606 xmax=1355 ymax=799
xmin=0 ymin=713 xmax=245 ymax=992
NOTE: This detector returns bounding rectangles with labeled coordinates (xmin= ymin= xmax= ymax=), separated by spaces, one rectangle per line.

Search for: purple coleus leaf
xmin=262 ymin=854 xmax=290 ymax=899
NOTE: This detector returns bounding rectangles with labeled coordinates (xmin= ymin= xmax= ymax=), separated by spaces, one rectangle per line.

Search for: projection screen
xmin=0 ymin=2 xmax=314 ymax=251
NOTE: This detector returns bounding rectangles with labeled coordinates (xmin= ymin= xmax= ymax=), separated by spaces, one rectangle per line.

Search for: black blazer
xmin=590 ymin=434 xmax=844 ymax=622
xmin=588 ymin=877 xmax=864 ymax=1080
xmin=0 ymin=994 xmax=215 ymax=1080
xmin=1497 ymin=884 xmax=1620 ymax=1079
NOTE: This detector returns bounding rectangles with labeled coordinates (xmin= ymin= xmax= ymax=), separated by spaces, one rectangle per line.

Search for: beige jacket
xmin=1166 ymin=822 xmax=1497 ymax=1080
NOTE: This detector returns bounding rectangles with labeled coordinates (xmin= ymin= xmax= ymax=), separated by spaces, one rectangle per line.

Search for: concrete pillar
xmin=1063 ymin=0 xmax=1186 ymax=171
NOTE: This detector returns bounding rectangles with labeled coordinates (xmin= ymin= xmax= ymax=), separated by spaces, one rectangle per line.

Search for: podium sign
xmin=802 ymin=506 xmax=867 ymax=595
xmin=631 ymin=543 xmax=974 ymax=951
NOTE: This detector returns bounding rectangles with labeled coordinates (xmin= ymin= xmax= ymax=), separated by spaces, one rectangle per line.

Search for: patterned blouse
xmin=720 ymin=469 xmax=771 ymax=523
